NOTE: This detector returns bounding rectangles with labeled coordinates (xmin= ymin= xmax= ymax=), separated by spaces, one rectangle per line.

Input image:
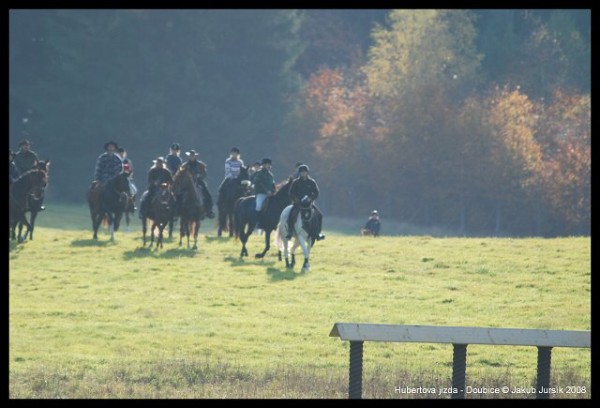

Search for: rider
xmin=9 ymin=149 xmax=20 ymax=184
xmin=364 ymin=210 xmax=381 ymax=237
xmin=93 ymin=141 xmax=124 ymax=186
xmin=181 ymin=149 xmax=215 ymax=218
xmin=117 ymin=147 xmax=137 ymax=198
xmin=139 ymin=156 xmax=173 ymax=220
xmin=253 ymin=158 xmax=276 ymax=224
xmin=217 ymin=147 xmax=245 ymax=206
xmin=285 ymin=164 xmax=324 ymax=241
xmin=166 ymin=143 xmax=183 ymax=175
xmin=14 ymin=139 xmax=39 ymax=175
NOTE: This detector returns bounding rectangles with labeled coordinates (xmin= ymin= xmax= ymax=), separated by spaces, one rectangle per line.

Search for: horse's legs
xmin=192 ymin=220 xmax=199 ymax=250
xmin=27 ymin=210 xmax=39 ymax=240
xmin=142 ymin=217 xmax=147 ymax=246
xmin=297 ymin=234 xmax=310 ymax=272
xmin=17 ymin=214 xmax=31 ymax=243
xmin=217 ymin=207 xmax=225 ymax=237
xmin=108 ymin=214 xmax=115 ymax=241
xmin=150 ymin=222 xmax=156 ymax=248
xmin=92 ymin=212 xmax=101 ymax=240
xmin=255 ymin=229 xmax=271 ymax=258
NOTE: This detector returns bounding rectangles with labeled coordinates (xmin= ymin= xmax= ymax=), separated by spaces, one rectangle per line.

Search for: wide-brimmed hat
xmin=104 ymin=141 xmax=119 ymax=150
xmin=153 ymin=156 xmax=165 ymax=164
xmin=19 ymin=139 xmax=31 ymax=147
xmin=186 ymin=150 xmax=198 ymax=156
xmin=171 ymin=143 xmax=180 ymax=150
xmin=261 ymin=158 xmax=272 ymax=165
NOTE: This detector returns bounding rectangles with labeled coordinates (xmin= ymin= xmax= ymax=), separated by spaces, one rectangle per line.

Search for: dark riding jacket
xmin=14 ymin=150 xmax=39 ymax=174
xmin=365 ymin=217 xmax=381 ymax=235
xmin=166 ymin=153 xmax=182 ymax=175
xmin=94 ymin=152 xmax=123 ymax=184
xmin=289 ymin=176 xmax=319 ymax=204
xmin=253 ymin=168 xmax=275 ymax=195
xmin=147 ymin=166 xmax=173 ymax=189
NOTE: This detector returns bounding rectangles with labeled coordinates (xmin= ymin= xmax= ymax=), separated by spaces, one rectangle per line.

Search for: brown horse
xmin=142 ymin=182 xmax=176 ymax=248
xmin=10 ymin=165 xmax=49 ymax=242
xmin=172 ymin=165 xmax=204 ymax=250
xmin=86 ymin=172 xmax=130 ymax=241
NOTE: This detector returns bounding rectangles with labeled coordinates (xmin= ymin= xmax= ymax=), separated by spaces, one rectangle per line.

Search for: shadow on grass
xmin=70 ymin=239 xmax=114 ymax=247
xmin=205 ymin=235 xmax=234 ymax=244
xmin=266 ymin=266 xmax=304 ymax=282
xmin=122 ymin=246 xmax=197 ymax=260
xmin=9 ymin=240 xmax=25 ymax=254
xmin=223 ymin=255 xmax=278 ymax=269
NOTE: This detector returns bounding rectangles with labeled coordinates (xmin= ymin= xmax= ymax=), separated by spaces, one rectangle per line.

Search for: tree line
xmin=9 ymin=9 xmax=590 ymax=236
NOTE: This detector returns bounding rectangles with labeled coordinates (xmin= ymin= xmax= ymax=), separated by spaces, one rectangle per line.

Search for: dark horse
xmin=233 ymin=177 xmax=293 ymax=258
xmin=16 ymin=160 xmax=51 ymax=241
xmin=10 ymin=166 xmax=49 ymax=242
xmin=217 ymin=165 xmax=250 ymax=237
xmin=86 ymin=172 xmax=130 ymax=241
xmin=142 ymin=182 xmax=176 ymax=249
xmin=172 ymin=165 xmax=204 ymax=250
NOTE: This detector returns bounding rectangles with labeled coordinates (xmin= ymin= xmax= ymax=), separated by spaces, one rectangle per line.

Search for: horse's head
xmin=30 ymin=169 xmax=48 ymax=199
xmin=237 ymin=165 xmax=250 ymax=182
xmin=173 ymin=166 xmax=192 ymax=195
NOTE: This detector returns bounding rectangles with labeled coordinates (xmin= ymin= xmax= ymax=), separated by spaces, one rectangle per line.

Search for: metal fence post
xmin=451 ymin=344 xmax=468 ymax=399
xmin=536 ymin=346 xmax=552 ymax=399
xmin=349 ymin=340 xmax=364 ymax=399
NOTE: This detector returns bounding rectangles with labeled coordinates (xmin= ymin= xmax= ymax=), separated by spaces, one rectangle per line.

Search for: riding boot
xmin=202 ymin=183 xmax=215 ymax=219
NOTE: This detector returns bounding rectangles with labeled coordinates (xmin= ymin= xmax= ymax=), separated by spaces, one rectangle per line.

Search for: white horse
xmin=275 ymin=196 xmax=320 ymax=272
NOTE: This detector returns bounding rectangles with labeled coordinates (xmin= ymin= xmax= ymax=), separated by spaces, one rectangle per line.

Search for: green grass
xmin=9 ymin=203 xmax=591 ymax=398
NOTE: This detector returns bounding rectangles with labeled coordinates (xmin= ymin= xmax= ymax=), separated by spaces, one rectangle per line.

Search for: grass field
xmin=9 ymin=203 xmax=591 ymax=398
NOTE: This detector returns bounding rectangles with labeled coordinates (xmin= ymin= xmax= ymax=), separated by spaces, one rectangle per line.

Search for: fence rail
xmin=329 ymin=323 xmax=590 ymax=399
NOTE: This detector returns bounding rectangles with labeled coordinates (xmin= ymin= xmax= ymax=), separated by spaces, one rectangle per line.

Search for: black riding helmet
xmin=298 ymin=164 xmax=309 ymax=173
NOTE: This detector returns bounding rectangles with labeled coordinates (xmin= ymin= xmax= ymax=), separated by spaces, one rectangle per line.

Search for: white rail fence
xmin=329 ymin=323 xmax=590 ymax=399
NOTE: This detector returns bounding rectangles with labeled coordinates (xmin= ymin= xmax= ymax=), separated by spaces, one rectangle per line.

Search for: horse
xmin=275 ymin=196 xmax=322 ymax=272
xmin=172 ymin=165 xmax=204 ymax=250
xmin=142 ymin=182 xmax=176 ymax=248
xmin=217 ymin=165 xmax=250 ymax=237
xmin=233 ymin=177 xmax=293 ymax=258
xmin=123 ymin=192 xmax=136 ymax=232
xmin=10 ymin=166 xmax=49 ymax=242
xmin=86 ymin=172 xmax=130 ymax=241
xmin=16 ymin=160 xmax=51 ymax=241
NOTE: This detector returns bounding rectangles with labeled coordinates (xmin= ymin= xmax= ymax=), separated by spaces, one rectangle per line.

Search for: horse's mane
xmin=13 ymin=167 xmax=45 ymax=183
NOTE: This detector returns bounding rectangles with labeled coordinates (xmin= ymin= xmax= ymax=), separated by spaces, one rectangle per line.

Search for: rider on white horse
xmin=285 ymin=164 xmax=325 ymax=241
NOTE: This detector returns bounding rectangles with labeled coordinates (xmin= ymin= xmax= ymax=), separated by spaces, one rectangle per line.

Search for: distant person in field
xmin=362 ymin=210 xmax=381 ymax=237
xmin=14 ymin=139 xmax=39 ymax=174
xmin=9 ymin=149 xmax=20 ymax=184
xmin=166 ymin=143 xmax=183 ymax=175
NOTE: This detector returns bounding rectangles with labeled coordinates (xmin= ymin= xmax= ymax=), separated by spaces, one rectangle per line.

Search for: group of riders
xmin=88 ymin=142 xmax=325 ymax=241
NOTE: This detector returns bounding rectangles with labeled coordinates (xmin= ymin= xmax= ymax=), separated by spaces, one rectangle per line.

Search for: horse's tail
xmin=274 ymin=222 xmax=285 ymax=252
